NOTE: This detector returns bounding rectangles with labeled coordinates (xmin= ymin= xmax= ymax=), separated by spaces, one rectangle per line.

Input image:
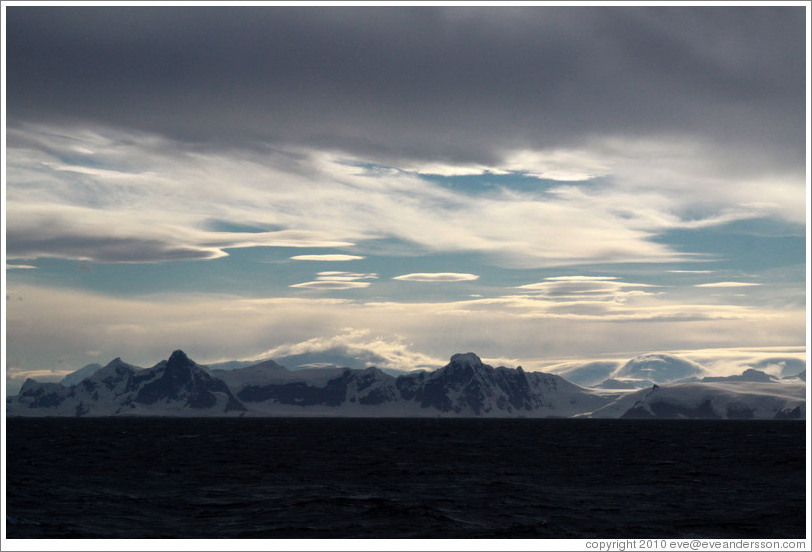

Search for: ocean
xmin=4 ymin=417 xmax=806 ymax=539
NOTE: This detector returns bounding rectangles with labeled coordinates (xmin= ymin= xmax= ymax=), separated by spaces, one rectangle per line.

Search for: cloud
xmin=6 ymin=220 xmax=354 ymax=263
xmin=6 ymin=264 xmax=37 ymax=270
xmin=6 ymin=7 xmax=803 ymax=173
xmin=290 ymin=281 xmax=371 ymax=290
xmin=543 ymin=276 xmax=620 ymax=281
xmin=5 ymin=9 xmax=806 ymax=267
xmin=3 ymin=8 xmax=805 ymax=395
xmin=5 ymin=284 xmax=804 ymax=394
xmin=515 ymin=276 xmax=658 ymax=299
xmin=243 ymin=328 xmax=445 ymax=372
xmin=291 ymin=271 xmax=378 ymax=290
xmin=290 ymin=254 xmax=365 ymax=261
xmin=695 ymin=282 xmax=763 ymax=288
xmin=393 ymin=273 xmax=480 ymax=282
xmin=7 ymin=123 xmax=723 ymax=269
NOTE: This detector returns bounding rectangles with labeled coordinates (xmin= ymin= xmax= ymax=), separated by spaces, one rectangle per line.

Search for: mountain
xmin=233 ymin=352 xmax=617 ymax=417
xmin=590 ymin=381 xmax=806 ymax=420
xmin=546 ymin=361 xmax=620 ymax=388
xmin=8 ymin=351 xmax=613 ymax=418
xmin=748 ymin=357 xmax=806 ymax=378
xmin=7 ymin=351 xmax=245 ymax=417
xmin=212 ymin=359 xmax=343 ymax=392
xmin=702 ymin=369 xmax=777 ymax=383
xmin=59 ymin=363 xmax=103 ymax=387
xmin=609 ymin=353 xmax=705 ymax=384
xmin=783 ymin=371 xmax=806 ymax=382
xmin=7 ymin=351 xmax=806 ymax=419
xmin=596 ymin=377 xmax=655 ymax=389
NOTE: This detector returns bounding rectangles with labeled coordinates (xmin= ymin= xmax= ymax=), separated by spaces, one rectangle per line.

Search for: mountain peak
xmin=168 ymin=350 xmax=191 ymax=365
xmin=449 ymin=352 xmax=484 ymax=368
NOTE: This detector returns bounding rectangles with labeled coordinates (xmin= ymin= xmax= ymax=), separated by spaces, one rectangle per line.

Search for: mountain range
xmin=7 ymin=350 xmax=806 ymax=419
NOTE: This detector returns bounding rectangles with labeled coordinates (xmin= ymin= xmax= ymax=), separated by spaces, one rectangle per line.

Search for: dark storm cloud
xmin=6 ymin=6 xmax=806 ymax=167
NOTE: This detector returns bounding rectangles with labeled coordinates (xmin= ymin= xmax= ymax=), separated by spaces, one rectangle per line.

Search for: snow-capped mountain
xmin=589 ymin=381 xmax=806 ymax=420
xmin=702 ymin=369 xmax=777 ymax=383
xmin=59 ymin=363 xmax=103 ymax=387
xmin=609 ymin=353 xmax=705 ymax=384
xmin=7 ymin=351 xmax=245 ymax=417
xmin=551 ymin=354 xmax=708 ymax=390
xmin=549 ymin=361 xmax=620 ymax=388
xmin=7 ymin=350 xmax=806 ymax=419
xmin=226 ymin=352 xmax=615 ymax=417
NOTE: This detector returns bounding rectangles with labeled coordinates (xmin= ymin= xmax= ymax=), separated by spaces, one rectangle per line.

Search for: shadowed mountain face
xmin=7 ymin=351 xmax=806 ymax=419
xmin=134 ymin=350 xmax=245 ymax=411
xmin=406 ymin=353 xmax=543 ymax=414
xmin=11 ymin=351 xmax=246 ymax=416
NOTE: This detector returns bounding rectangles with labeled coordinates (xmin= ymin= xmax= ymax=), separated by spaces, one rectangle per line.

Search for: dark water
xmin=5 ymin=418 xmax=807 ymax=539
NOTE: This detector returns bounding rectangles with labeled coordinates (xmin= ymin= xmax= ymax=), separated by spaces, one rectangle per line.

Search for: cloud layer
xmin=4 ymin=7 xmax=806 ymax=395
xmin=7 ymin=7 xmax=805 ymax=170
xmin=6 ymin=282 xmax=804 ymax=392
xmin=7 ymin=123 xmax=803 ymax=271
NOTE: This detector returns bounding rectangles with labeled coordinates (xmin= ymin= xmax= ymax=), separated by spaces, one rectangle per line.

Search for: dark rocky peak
xmin=167 ymin=350 xmax=193 ymax=367
xmin=437 ymin=353 xmax=493 ymax=383
xmin=449 ymin=352 xmax=485 ymax=369
xmin=740 ymin=368 xmax=775 ymax=382
xmin=163 ymin=350 xmax=209 ymax=379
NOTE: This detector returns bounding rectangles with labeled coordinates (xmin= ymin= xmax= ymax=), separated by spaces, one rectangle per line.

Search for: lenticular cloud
xmin=393 ymin=273 xmax=480 ymax=283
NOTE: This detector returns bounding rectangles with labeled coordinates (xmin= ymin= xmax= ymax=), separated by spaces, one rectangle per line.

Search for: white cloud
xmin=290 ymin=281 xmax=371 ymax=290
xmin=6 ymin=264 xmax=37 ymax=270
xmin=291 ymin=271 xmax=378 ymax=290
xmin=393 ymin=272 xmax=480 ymax=282
xmin=290 ymin=254 xmax=365 ymax=261
xmin=515 ymin=276 xmax=658 ymax=300
xmin=5 ymin=284 xmax=804 ymax=394
xmin=243 ymin=328 xmax=445 ymax=372
xmin=695 ymin=282 xmax=763 ymax=288
xmin=315 ymin=272 xmax=377 ymax=281
xmin=10 ymin=123 xmax=794 ymax=270
xmin=543 ymin=276 xmax=620 ymax=281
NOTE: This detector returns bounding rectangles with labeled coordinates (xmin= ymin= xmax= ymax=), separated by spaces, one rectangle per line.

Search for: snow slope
xmin=589 ymin=381 xmax=805 ymax=420
xmin=59 ymin=363 xmax=104 ymax=387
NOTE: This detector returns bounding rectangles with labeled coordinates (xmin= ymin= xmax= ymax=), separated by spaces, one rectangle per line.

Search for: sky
xmin=2 ymin=3 xmax=809 ymax=394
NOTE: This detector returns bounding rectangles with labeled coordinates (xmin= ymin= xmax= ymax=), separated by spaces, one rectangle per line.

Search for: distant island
xmin=7 ymin=350 xmax=805 ymax=419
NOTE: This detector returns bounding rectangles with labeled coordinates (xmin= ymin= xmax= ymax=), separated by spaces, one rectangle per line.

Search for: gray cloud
xmin=6 ymin=227 xmax=223 ymax=263
xmin=6 ymin=6 xmax=805 ymax=170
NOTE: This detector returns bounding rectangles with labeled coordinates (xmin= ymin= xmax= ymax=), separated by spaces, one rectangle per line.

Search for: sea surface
xmin=4 ymin=418 xmax=807 ymax=539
